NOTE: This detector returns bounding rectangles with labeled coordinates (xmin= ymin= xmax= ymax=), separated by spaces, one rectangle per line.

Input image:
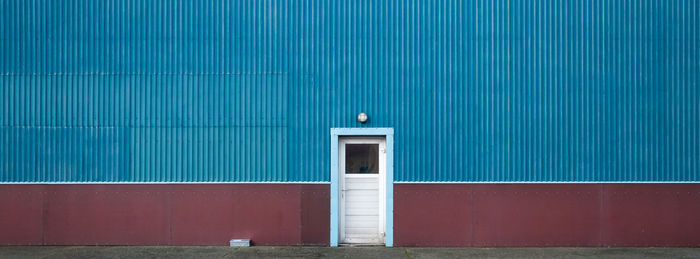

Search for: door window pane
xmin=345 ymin=144 xmax=379 ymax=174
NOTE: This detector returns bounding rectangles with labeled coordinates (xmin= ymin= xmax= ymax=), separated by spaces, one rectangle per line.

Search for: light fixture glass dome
xmin=357 ymin=112 xmax=368 ymax=123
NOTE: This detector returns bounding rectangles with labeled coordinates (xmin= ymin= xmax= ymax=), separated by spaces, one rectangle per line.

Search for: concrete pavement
xmin=0 ymin=246 xmax=699 ymax=259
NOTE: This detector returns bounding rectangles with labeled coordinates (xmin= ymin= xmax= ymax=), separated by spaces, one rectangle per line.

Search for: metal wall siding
xmin=1 ymin=0 xmax=699 ymax=182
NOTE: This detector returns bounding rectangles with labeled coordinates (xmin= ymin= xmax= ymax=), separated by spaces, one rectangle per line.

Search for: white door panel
xmin=345 ymin=228 xmax=378 ymax=237
xmin=345 ymin=220 xmax=380 ymax=229
xmin=345 ymin=194 xmax=380 ymax=202
xmin=344 ymin=200 xmax=379 ymax=207
xmin=345 ymin=182 xmax=378 ymax=190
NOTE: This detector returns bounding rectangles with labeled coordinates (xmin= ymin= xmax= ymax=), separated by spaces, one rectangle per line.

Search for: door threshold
xmin=339 ymin=243 xmax=385 ymax=247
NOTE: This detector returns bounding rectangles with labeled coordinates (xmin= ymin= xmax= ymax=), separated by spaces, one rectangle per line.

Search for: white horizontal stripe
xmin=3 ymin=181 xmax=696 ymax=185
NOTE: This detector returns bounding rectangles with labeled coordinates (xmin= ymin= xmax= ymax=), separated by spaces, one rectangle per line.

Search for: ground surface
xmin=0 ymin=246 xmax=699 ymax=259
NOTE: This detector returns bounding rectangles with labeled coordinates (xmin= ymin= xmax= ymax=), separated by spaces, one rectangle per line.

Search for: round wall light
xmin=357 ymin=112 xmax=368 ymax=123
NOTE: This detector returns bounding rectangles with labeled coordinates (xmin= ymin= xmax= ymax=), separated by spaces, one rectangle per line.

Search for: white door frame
xmin=330 ymin=128 xmax=394 ymax=247
xmin=339 ymin=137 xmax=386 ymax=244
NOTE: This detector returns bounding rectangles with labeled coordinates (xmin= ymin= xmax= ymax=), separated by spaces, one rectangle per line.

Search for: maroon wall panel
xmin=170 ymin=184 xmax=303 ymax=246
xmin=3 ymin=183 xmax=700 ymax=246
xmin=603 ymin=184 xmax=700 ymax=247
xmin=226 ymin=185 xmax=301 ymax=245
xmin=0 ymin=185 xmax=43 ymax=245
xmin=169 ymin=185 xmax=241 ymax=245
xmin=471 ymin=184 xmax=601 ymax=246
xmin=0 ymin=184 xmax=321 ymax=246
xmin=394 ymin=184 xmax=700 ymax=247
xmin=394 ymin=184 xmax=472 ymax=246
xmin=43 ymin=185 xmax=172 ymax=245
xmin=300 ymin=184 xmax=330 ymax=245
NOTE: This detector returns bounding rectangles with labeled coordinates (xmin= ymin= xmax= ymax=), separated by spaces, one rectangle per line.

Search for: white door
xmin=339 ymin=137 xmax=386 ymax=244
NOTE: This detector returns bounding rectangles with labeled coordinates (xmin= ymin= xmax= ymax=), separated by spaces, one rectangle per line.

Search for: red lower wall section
xmin=395 ymin=184 xmax=700 ymax=247
xmin=603 ymin=184 xmax=700 ymax=246
xmin=0 ymin=185 xmax=44 ymax=245
xmin=2 ymin=183 xmax=699 ymax=246
xmin=0 ymin=184 xmax=329 ymax=246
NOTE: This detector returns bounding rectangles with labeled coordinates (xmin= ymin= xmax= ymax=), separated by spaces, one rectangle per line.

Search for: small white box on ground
xmin=229 ymin=239 xmax=250 ymax=247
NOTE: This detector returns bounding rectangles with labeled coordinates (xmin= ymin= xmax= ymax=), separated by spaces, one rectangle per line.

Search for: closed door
xmin=339 ymin=137 xmax=386 ymax=244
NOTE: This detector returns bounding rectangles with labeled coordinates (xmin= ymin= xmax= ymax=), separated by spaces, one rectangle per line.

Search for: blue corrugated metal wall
xmin=1 ymin=0 xmax=699 ymax=182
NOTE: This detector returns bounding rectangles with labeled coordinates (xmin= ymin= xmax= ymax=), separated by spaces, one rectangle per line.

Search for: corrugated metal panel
xmin=1 ymin=0 xmax=699 ymax=182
